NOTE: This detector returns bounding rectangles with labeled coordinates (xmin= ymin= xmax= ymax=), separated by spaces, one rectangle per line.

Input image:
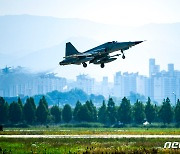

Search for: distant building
xmin=149 ymin=61 xmax=180 ymax=105
xmin=113 ymin=72 xmax=122 ymax=97
xmin=101 ymin=76 xmax=111 ymax=98
xmin=36 ymin=73 xmax=66 ymax=95
xmin=122 ymin=72 xmax=138 ymax=97
xmin=113 ymin=72 xmax=138 ymax=98
xmin=76 ymin=74 xmax=94 ymax=94
xmin=112 ymin=58 xmax=180 ymax=104
xmin=0 ymin=67 xmax=66 ymax=97
xmin=168 ymin=63 xmax=174 ymax=76
xmin=149 ymin=58 xmax=160 ymax=77
xmin=136 ymin=75 xmax=149 ymax=97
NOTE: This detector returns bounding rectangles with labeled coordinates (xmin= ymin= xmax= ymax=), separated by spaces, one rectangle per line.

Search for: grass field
xmin=1 ymin=138 xmax=180 ymax=153
xmin=1 ymin=126 xmax=180 ymax=135
xmin=0 ymin=127 xmax=180 ymax=153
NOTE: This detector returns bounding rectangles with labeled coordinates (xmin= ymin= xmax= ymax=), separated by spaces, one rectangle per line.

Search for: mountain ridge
xmin=0 ymin=15 xmax=180 ymax=79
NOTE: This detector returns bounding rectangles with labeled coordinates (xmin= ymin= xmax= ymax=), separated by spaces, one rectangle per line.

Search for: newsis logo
xmin=164 ymin=142 xmax=180 ymax=149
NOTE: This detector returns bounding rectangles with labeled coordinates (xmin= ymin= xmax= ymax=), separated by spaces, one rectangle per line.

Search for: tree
xmin=129 ymin=92 xmax=146 ymax=103
xmin=24 ymin=97 xmax=36 ymax=124
xmin=154 ymin=104 xmax=159 ymax=122
xmin=29 ymin=97 xmax=36 ymax=110
xmin=73 ymin=100 xmax=82 ymax=121
xmin=51 ymin=106 xmax=61 ymax=123
xmin=62 ymin=104 xmax=72 ymax=123
xmin=175 ymin=99 xmax=180 ymax=124
xmin=9 ymin=101 xmax=22 ymax=123
xmin=133 ymin=100 xmax=145 ymax=124
xmin=77 ymin=104 xmax=91 ymax=122
xmin=36 ymin=96 xmax=49 ymax=124
xmin=18 ymin=97 xmax=23 ymax=120
xmin=118 ymin=97 xmax=132 ymax=124
xmin=159 ymin=98 xmax=173 ymax=124
xmin=41 ymin=96 xmax=48 ymax=109
xmin=17 ymin=97 xmax=23 ymax=109
xmin=145 ymin=97 xmax=155 ymax=124
xmin=85 ymin=100 xmax=97 ymax=122
xmin=107 ymin=98 xmax=117 ymax=125
xmin=98 ymin=100 xmax=108 ymax=124
xmin=0 ymin=97 xmax=9 ymax=123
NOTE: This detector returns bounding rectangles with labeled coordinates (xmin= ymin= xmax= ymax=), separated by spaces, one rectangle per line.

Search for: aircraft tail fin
xmin=65 ymin=42 xmax=79 ymax=57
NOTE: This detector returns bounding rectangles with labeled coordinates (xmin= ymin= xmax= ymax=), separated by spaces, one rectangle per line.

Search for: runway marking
xmin=0 ymin=135 xmax=180 ymax=138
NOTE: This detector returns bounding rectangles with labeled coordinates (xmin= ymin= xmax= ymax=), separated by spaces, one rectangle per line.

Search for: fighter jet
xmin=59 ymin=41 xmax=143 ymax=68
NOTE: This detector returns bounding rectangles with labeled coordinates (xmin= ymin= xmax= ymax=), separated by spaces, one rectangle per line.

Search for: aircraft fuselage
xmin=59 ymin=41 xmax=143 ymax=68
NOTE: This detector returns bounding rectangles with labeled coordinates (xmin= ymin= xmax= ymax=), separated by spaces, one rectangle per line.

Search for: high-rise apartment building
xmin=76 ymin=74 xmax=94 ymax=94
xmin=113 ymin=72 xmax=138 ymax=98
xmin=0 ymin=67 xmax=66 ymax=97
xmin=150 ymin=62 xmax=179 ymax=104
xmin=113 ymin=72 xmax=123 ymax=97
xmin=149 ymin=58 xmax=160 ymax=77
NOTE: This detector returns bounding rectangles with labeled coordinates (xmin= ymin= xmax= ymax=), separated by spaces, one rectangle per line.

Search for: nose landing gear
xmin=121 ymin=50 xmax=125 ymax=59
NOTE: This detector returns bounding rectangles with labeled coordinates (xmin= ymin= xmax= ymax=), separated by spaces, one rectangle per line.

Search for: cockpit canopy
xmin=107 ymin=41 xmax=117 ymax=44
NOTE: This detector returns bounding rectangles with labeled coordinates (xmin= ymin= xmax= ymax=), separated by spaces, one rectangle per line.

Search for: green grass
xmin=0 ymin=138 xmax=179 ymax=153
xmin=1 ymin=127 xmax=180 ymax=153
xmin=1 ymin=126 xmax=180 ymax=135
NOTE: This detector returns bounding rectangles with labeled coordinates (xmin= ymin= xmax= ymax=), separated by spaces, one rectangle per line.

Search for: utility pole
xmin=173 ymin=92 xmax=176 ymax=106
xmin=57 ymin=97 xmax=61 ymax=108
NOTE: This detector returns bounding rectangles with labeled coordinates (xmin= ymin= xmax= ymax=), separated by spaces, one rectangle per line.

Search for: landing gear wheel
xmin=100 ymin=63 xmax=105 ymax=68
xmin=122 ymin=54 xmax=125 ymax=59
xmin=83 ymin=62 xmax=87 ymax=68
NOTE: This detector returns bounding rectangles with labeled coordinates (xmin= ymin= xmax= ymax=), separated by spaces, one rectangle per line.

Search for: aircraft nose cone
xmin=59 ymin=61 xmax=63 ymax=65
xmin=134 ymin=41 xmax=143 ymax=45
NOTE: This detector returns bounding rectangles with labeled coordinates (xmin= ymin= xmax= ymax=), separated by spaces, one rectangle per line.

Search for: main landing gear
xmin=82 ymin=62 xmax=87 ymax=68
xmin=121 ymin=50 xmax=125 ymax=59
xmin=100 ymin=63 xmax=105 ymax=68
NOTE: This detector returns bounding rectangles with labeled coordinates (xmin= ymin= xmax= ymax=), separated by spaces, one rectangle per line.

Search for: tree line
xmin=0 ymin=96 xmax=180 ymax=125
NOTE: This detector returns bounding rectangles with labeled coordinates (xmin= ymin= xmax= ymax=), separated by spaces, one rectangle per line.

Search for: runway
xmin=1 ymin=135 xmax=180 ymax=138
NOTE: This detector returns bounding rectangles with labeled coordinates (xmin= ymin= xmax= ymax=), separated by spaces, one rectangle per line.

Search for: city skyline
xmin=0 ymin=58 xmax=179 ymax=104
xmin=1 ymin=57 xmax=178 ymax=81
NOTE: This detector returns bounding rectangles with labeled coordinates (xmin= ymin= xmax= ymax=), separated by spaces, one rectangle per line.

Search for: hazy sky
xmin=0 ymin=0 xmax=180 ymax=26
xmin=1 ymin=0 xmax=180 ymax=81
